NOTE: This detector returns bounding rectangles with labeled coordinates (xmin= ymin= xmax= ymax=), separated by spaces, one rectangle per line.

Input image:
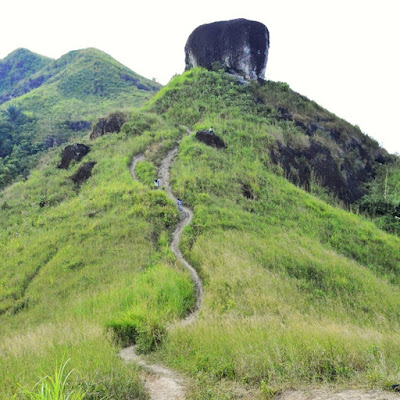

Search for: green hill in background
xmin=0 ymin=48 xmax=52 ymax=100
xmin=1 ymin=66 xmax=400 ymax=399
xmin=0 ymin=47 xmax=161 ymax=188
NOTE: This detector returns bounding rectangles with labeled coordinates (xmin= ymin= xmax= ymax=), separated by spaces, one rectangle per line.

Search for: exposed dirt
xmin=90 ymin=111 xmax=127 ymax=139
xmin=158 ymin=147 xmax=203 ymax=318
xmin=121 ymin=144 xmax=203 ymax=399
xmin=58 ymin=143 xmax=90 ymax=169
xmin=129 ymin=153 xmax=145 ymax=180
xmin=120 ymin=346 xmax=185 ymax=400
xmin=70 ymin=161 xmax=96 ymax=185
xmin=195 ymin=130 xmax=226 ymax=149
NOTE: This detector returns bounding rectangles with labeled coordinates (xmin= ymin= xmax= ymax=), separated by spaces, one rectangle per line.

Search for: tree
xmin=1 ymin=105 xmax=24 ymax=128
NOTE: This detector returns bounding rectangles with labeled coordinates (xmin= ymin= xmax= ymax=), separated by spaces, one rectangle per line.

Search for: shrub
xmin=107 ymin=264 xmax=194 ymax=353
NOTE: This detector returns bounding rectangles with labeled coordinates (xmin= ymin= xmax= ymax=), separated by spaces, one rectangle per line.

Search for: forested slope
xmin=0 ymin=48 xmax=161 ymax=189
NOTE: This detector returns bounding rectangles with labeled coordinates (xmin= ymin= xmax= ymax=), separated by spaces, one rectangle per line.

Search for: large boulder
xmin=185 ymin=18 xmax=269 ymax=81
xmin=71 ymin=162 xmax=96 ymax=185
xmin=90 ymin=112 xmax=126 ymax=139
xmin=58 ymin=143 xmax=90 ymax=169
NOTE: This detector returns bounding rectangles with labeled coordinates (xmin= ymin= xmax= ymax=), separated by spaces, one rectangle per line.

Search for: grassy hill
xmin=1 ymin=67 xmax=400 ymax=399
xmin=0 ymin=48 xmax=52 ymax=100
xmin=0 ymin=48 xmax=161 ymax=189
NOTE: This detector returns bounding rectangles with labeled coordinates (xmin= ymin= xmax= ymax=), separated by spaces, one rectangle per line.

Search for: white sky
xmin=1 ymin=0 xmax=399 ymax=153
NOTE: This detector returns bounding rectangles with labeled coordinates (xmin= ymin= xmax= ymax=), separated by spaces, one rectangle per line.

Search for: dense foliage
xmin=0 ymin=106 xmax=45 ymax=187
xmin=358 ymin=157 xmax=400 ymax=234
xmin=0 ymin=48 xmax=52 ymax=99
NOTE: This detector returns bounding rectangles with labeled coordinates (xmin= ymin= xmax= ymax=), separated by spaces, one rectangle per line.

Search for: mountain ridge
xmin=0 ymin=48 xmax=53 ymax=101
xmin=1 ymin=47 xmax=161 ymax=105
xmin=0 ymin=47 xmax=161 ymax=189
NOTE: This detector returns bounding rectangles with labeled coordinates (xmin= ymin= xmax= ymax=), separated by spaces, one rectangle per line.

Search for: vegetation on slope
xmin=0 ymin=113 xmax=193 ymax=399
xmin=147 ymin=69 xmax=400 ymax=397
xmin=0 ymin=48 xmax=52 ymax=100
xmin=1 ymin=67 xmax=400 ymax=399
xmin=358 ymin=157 xmax=400 ymax=235
xmin=0 ymin=48 xmax=161 ymax=190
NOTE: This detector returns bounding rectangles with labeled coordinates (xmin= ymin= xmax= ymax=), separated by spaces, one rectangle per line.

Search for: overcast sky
xmin=1 ymin=0 xmax=399 ymax=153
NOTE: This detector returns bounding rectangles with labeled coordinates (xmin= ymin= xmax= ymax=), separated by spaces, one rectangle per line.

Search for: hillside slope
xmin=0 ymin=48 xmax=52 ymax=101
xmin=0 ymin=47 xmax=161 ymax=189
xmin=1 ymin=68 xmax=400 ymax=399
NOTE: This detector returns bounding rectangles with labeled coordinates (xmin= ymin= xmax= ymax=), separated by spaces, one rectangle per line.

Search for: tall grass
xmin=19 ymin=359 xmax=86 ymax=400
xmin=108 ymin=263 xmax=195 ymax=353
xmin=2 ymin=67 xmax=400 ymax=399
xmin=0 ymin=117 xmax=188 ymax=398
xmin=145 ymin=69 xmax=400 ymax=396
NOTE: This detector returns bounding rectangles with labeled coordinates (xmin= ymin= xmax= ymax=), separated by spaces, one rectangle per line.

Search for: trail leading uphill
xmin=120 ymin=145 xmax=203 ymax=399
xmin=158 ymin=147 xmax=203 ymax=320
xmin=122 ymin=146 xmax=399 ymax=400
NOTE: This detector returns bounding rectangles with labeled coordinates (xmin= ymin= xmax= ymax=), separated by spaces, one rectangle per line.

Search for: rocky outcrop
xmin=90 ymin=112 xmax=126 ymax=139
xmin=270 ymin=127 xmax=388 ymax=203
xmin=185 ymin=18 xmax=269 ymax=81
xmin=196 ymin=130 xmax=226 ymax=149
xmin=58 ymin=143 xmax=90 ymax=169
xmin=265 ymin=99 xmax=391 ymax=204
xmin=66 ymin=120 xmax=91 ymax=132
xmin=71 ymin=162 xmax=96 ymax=185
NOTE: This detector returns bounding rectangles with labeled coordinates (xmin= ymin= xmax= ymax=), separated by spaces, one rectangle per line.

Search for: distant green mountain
xmin=0 ymin=47 xmax=161 ymax=188
xmin=0 ymin=48 xmax=52 ymax=100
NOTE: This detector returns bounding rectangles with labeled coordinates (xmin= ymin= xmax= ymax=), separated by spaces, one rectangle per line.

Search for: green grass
xmin=19 ymin=359 xmax=86 ymax=400
xmin=0 ymin=47 xmax=161 ymax=189
xmin=146 ymin=69 xmax=400 ymax=397
xmin=0 ymin=115 xmax=193 ymax=398
xmin=1 ymin=67 xmax=400 ymax=399
xmin=0 ymin=48 xmax=52 ymax=97
xmin=108 ymin=262 xmax=195 ymax=353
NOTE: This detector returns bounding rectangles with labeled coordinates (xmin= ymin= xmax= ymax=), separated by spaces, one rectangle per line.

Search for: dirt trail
xmin=129 ymin=153 xmax=145 ymax=180
xmin=277 ymin=389 xmax=400 ymax=400
xmin=120 ymin=147 xmax=203 ymax=399
xmin=120 ymin=346 xmax=185 ymax=400
xmin=158 ymin=147 xmax=203 ymax=320
xmin=124 ymin=150 xmax=395 ymax=400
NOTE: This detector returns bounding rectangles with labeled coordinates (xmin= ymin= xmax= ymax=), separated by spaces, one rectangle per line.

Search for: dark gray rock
xmin=120 ymin=74 xmax=151 ymax=91
xmin=45 ymin=135 xmax=64 ymax=149
xmin=195 ymin=130 xmax=226 ymax=149
xmin=269 ymin=135 xmax=389 ymax=204
xmin=66 ymin=120 xmax=91 ymax=132
xmin=185 ymin=18 xmax=269 ymax=81
xmin=90 ymin=112 xmax=126 ymax=139
xmin=71 ymin=162 xmax=96 ymax=185
xmin=58 ymin=143 xmax=90 ymax=169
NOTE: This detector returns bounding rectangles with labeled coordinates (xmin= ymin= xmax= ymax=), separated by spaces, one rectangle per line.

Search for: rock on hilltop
xmin=185 ymin=18 xmax=269 ymax=81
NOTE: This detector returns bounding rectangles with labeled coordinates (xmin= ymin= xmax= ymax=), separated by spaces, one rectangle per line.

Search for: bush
xmin=136 ymin=316 xmax=167 ymax=354
xmin=107 ymin=264 xmax=194 ymax=352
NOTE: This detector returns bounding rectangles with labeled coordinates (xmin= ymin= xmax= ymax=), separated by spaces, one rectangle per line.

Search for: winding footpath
xmin=123 ymin=147 xmax=397 ymax=400
xmin=121 ymin=146 xmax=203 ymax=400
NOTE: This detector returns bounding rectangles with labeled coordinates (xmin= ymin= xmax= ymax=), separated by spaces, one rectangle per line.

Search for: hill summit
xmin=0 ymin=48 xmax=52 ymax=102
xmin=0 ymin=47 xmax=160 ymax=105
